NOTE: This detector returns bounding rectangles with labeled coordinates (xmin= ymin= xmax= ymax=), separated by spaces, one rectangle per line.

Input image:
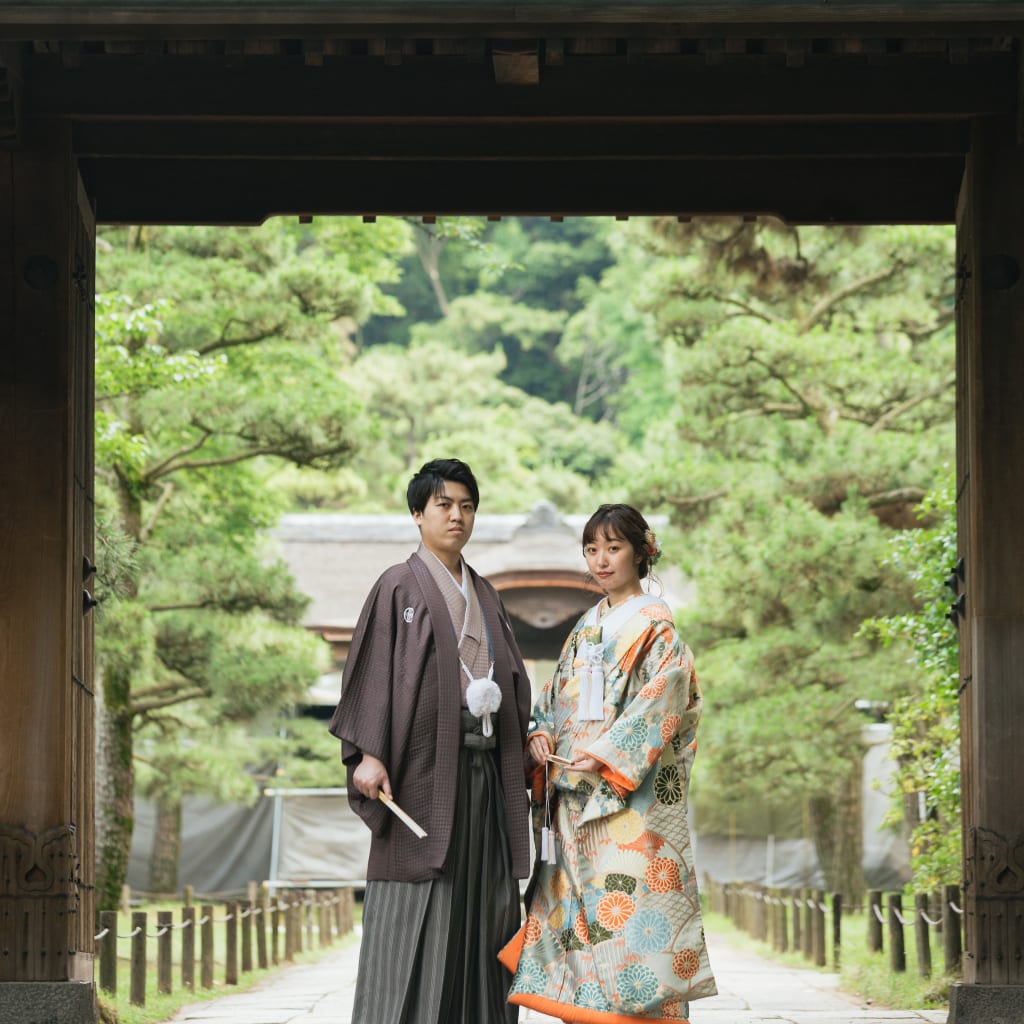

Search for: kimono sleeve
xmin=583 ymin=621 xmax=699 ymax=799
xmin=527 ymin=625 xmax=575 ymax=752
xmin=327 ymin=574 xmax=398 ymax=835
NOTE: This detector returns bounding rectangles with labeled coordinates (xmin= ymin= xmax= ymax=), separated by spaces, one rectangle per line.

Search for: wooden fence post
xmin=285 ymin=894 xmax=296 ymax=960
xmin=914 ymin=892 xmax=932 ymax=979
xmin=201 ymin=904 xmax=214 ymax=989
xmin=831 ymin=892 xmax=842 ymax=968
xmin=867 ymin=890 xmax=883 ymax=953
xmin=340 ymin=888 xmax=353 ymax=934
xmin=130 ymin=910 xmax=147 ymax=1006
xmin=791 ymin=889 xmax=802 ymax=953
xmin=888 ymin=893 xmax=906 ymax=973
xmin=181 ymin=905 xmax=196 ymax=991
xmin=99 ymin=910 xmax=117 ymax=994
xmin=157 ymin=910 xmax=173 ymax=994
xmin=801 ymin=888 xmax=813 ymax=960
xmin=943 ymin=883 xmax=962 ymax=974
xmin=183 ymin=884 xmax=194 ymax=907
xmin=241 ymin=899 xmax=253 ymax=973
xmin=812 ymin=889 xmax=826 ymax=967
xmin=305 ymin=888 xmax=315 ymax=950
xmin=339 ymin=888 xmax=352 ymax=937
xmin=272 ymin=895 xmax=282 ymax=964
xmin=225 ymin=901 xmax=239 ymax=985
xmin=778 ymin=892 xmax=789 ymax=953
xmin=322 ymin=892 xmax=331 ymax=946
xmin=294 ymin=892 xmax=304 ymax=954
xmin=256 ymin=889 xmax=269 ymax=969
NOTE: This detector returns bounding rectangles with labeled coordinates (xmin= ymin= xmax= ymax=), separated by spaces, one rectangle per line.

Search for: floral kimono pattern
xmin=502 ymin=597 xmax=716 ymax=1024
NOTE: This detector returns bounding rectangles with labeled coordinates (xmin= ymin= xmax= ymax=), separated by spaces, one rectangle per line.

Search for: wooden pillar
xmin=0 ymin=120 xmax=96 ymax=1023
xmin=949 ymin=115 xmax=1024 ymax=1022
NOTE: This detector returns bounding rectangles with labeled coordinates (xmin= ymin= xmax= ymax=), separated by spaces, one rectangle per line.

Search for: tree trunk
xmin=809 ymin=764 xmax=865 ymax=904
xmin=412 ymin=228 xmax=450 ymax=318
xmin=94 ymin=664 xmax=136 ymax=912
xmin=148 ymin=793 xmax=182 ymax=895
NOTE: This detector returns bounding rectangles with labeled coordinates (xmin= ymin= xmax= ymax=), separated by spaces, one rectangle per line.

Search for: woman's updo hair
xmin=582 ymin=503 xmax=662 ymax=581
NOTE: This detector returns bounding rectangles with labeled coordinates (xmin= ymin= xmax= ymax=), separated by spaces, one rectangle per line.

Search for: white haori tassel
xmin=577 ymin=640 xmax=606 ymax=722
xmin=463 ymin=662 xmax=501 ymax=737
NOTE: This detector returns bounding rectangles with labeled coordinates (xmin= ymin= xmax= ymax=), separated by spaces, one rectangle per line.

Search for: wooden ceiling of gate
xmin=2 ymin=2 xmax=1023 ymax=223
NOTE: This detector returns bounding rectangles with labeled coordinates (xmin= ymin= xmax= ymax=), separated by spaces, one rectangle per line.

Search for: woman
xmin=501 ymin=504 xmax=716 ymax=1024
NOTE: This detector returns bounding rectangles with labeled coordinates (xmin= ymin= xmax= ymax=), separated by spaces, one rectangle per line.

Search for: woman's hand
xmin=527 ymin=735 xmax=553 ymax=765
xmin=571 ymin=755 xmax=602 ymax=773
xmin=351 ymin=753 xmax=392 ymax=801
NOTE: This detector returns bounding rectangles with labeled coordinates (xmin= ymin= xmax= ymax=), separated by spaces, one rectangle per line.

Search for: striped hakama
xmin=352 ymin=710 xmax=520 ymax=1024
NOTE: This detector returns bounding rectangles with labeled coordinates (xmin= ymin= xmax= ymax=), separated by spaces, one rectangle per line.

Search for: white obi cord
xmin=462 ymin=660 xmax=501 ymax=737
xmin=576 ymin=593 xmax=655 ymax=724
xmin=577 ymin=635 xmax=606 ymax=722
xmin=540 ymin=759 xmax=558 ymax=865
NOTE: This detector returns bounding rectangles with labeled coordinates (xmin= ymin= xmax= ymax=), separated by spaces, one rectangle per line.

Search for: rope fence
xmin=702 ymin=877 xmax=963 ymax=979
xmin=94 ymin=885 xmax=356 ymax=1007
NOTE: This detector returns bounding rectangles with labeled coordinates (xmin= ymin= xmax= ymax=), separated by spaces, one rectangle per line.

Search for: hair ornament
xmin=644 ymin=528 xmax=662 ymax=565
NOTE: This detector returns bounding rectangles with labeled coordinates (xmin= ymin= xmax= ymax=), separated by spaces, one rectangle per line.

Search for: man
xmin=329 ymin=458 xmax=531 ymax=1024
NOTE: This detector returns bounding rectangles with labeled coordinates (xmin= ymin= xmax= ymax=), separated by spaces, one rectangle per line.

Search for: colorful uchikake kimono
xmin=501 ymin=594 xmax=717 ymax=1024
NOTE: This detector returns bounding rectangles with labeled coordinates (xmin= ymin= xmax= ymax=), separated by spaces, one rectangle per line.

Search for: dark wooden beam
xmin=1 ymin=0 xmax=1024 ymax=34
xmin=71 ymin=118 xmax=971 ymax=161
xmin=27 ymin=53 xmax=1016 ymax=120
xmin=79 ymin=153 xmax=964 ymax=224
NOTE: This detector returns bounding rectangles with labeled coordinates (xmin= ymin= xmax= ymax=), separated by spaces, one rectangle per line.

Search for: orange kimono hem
xmin=508 ymin=992 xmax=690 ymax=1024
xmin=499 ymin=928 xmax=690 ymax=1024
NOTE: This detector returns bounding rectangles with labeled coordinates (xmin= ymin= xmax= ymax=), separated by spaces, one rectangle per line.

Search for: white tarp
xmin=270 ymin=788 xmax=371 ymax=886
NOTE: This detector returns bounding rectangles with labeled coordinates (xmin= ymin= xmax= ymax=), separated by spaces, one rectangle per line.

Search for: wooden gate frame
xmin=2 ymin=4 xmax=1024 ymax=1020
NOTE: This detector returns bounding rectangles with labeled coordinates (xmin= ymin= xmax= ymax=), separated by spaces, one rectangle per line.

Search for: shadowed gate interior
xmin=2 ymin=4 xmax=1024 ymax=1021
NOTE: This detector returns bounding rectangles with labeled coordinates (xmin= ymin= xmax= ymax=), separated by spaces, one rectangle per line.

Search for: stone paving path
xmin=165 ymin=927 xmax=949 ymax=1024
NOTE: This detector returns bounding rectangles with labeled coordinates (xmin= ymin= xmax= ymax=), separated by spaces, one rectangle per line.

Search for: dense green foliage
xmin=93 ymin=221 xmax=409 ymax=901
xmin=861 ymin=486 xmax=961 ymax=888
xmin=94 ymin=214 xmax=958 ymax=898
xmin=595 ymin=219 xmax=955 ymax=897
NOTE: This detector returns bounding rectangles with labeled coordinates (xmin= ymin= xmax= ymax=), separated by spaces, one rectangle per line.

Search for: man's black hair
xmin=407 ymin=458 xmax=480 ymax=514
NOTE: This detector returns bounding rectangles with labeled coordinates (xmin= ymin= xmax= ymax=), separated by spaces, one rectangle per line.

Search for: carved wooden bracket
xmin=970 ymin=825 xmax=1024 ymax=896
xmin=0 ymin=823 xmax=77 ymax=897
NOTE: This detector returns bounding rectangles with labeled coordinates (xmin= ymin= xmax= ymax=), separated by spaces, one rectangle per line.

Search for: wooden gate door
xmin=0 ymin=124 xmax=96 ymax=1015
xmin=949 ymin=115 xmax=1024 ymax=1020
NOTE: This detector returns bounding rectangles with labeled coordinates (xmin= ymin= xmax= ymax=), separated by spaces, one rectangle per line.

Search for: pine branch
xmin=868 ymin=378 xmax=955 ymax=435
xmin=144 ymin=430 xmax=214 ymax=482
xmin=664 ymin=487 xmax=730 ymax=510
xmin=154 ymin=444 xmax=282 ymax=475
xmin=716 ymin=295 xmax=784 ymax=324
xmin=139 ymin=481 xmax=175 ymax=543
xmin=746 ymin=351 xmax=815 ymax=415
xmin=132 ymin=679 xmax=197 ymax=702
xmin=131 ymin=687 xmax=208 ymax=716
xmin=198 ymin=318 xmax=287 ymax=355
xmin=797 ymin=265 xmax=901 ymax=334
xmin=147 ymin=601 xmax=212 ymax=613
xmin=866 ymin=487 xmax=928 ymax=508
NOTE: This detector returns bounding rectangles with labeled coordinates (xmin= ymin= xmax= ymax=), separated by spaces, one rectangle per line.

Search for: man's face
xmin=412 ymin=480 xmax=476 ymax=562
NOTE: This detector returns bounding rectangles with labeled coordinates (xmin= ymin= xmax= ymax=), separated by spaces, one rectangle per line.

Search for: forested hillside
xmin=93 ymin=215 xmax=959 ymax=901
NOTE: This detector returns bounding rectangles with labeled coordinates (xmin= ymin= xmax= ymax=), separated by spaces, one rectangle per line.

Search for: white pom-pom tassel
xmin=465 ymin=674 xmax=502 ymax=737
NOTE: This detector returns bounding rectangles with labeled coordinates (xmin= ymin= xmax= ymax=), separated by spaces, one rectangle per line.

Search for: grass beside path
xmin=701 ymin=907 xmax=954 ymax=1012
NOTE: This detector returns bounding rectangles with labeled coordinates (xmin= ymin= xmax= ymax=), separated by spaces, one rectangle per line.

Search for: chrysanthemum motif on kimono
xmin=503 ymin=595 xmax=717 ymax=1024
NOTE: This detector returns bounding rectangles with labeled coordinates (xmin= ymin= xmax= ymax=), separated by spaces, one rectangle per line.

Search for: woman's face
xmin=584 ymin=527 xmax=642 ymax=605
